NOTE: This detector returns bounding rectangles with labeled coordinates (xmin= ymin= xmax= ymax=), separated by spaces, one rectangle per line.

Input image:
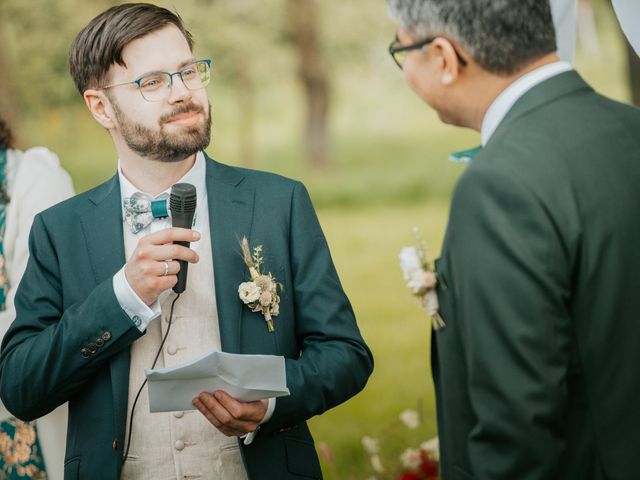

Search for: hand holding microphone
xmin=124 ymin=183 xmax=198 ymax=305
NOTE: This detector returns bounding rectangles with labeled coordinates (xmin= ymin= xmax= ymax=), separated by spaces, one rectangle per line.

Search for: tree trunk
xmin=626 ymin=40 xmax=640 ymax=106
xmin=290 ymin=0 xmax=330 ymax=168
xmin=236 ymin=63 xmax=256 ymax=167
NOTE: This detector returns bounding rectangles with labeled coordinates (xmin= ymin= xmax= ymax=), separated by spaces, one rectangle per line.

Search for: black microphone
xmin=170 ymin=183 xmax=197 ymax=293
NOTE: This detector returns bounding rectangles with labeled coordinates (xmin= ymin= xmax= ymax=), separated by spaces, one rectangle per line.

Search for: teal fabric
xmin=0 ymin=418 xmax=47 ymax=479
xmin=150 ymin=198 xmax=168 ymax=218
xmin=0 ymin=155 xmax=373 ymax=480
xmin=433 ymin=71 xmax=640 ymax=480
xmin=0 ymin=149 xmax=9 ymax=310
xmin=448 ymin=145 xmax=482 ymax=164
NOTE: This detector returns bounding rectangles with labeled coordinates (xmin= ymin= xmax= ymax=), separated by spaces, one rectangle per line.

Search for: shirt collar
xmin=118 ymin=151 xmax=207 ymax=203
xmin=480 ymin=61 xmax=573 ymax=146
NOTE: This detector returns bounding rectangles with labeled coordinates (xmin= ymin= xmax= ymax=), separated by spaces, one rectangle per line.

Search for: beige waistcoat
xmin=120 ymin=226 xmax=247 ymax=480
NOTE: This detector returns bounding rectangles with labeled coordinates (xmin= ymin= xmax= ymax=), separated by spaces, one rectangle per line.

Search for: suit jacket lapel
xmin=205 ymin=155 xmax=255 ymax=353
xmin=79 ymin=174 xmax=130 ymax=441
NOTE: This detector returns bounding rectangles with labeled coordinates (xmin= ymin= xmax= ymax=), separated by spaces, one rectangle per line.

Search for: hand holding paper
xmin=145 ymin=350 xmax=289 ymax=413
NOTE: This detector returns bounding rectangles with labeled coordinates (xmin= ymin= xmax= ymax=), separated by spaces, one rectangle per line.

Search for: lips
xmin=164 ymin=111 xmax=201 ymax=125
xmin=161 ymin=104 xmax=205 ymax=126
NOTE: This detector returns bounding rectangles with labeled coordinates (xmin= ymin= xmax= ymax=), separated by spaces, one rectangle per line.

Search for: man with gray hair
xmin=388 ymin=1 xmax=640 ymax=479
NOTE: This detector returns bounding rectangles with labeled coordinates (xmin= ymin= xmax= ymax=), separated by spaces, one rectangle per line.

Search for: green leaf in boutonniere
xmin=238 ymin=237 xmax=282 ymax=332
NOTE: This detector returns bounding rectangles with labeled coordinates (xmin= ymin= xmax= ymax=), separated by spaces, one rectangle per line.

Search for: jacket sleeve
xmin=0 ymin=213 xmax=142 ymax=421
xmin=261 ymin=182 xmax=373 ymax=434
xmin=448 ymin=164 xmax=573 ymax=480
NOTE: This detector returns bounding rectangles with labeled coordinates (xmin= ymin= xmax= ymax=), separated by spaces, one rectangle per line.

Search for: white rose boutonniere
xmin=238 ymin=237 xmax=282 ymax=332
xmin=399 ymin=228 xmax=445 ymax=330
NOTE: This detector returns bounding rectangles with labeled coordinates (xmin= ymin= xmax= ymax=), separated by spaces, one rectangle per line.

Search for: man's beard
xmin=111 ymin=98 xmax=212 ymax=162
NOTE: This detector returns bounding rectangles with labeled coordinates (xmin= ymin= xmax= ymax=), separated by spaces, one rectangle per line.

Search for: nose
xmin=167 ymin=72 xmax=192 ymax=103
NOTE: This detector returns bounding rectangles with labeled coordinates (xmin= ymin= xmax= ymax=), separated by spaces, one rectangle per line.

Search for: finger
xmin=214 ymin=390 xmax=265 ymax=423
xmin=140 ymin=228 xmax=201 ymax=246
xmin=156 ymin=260 xmax=181 ymax=277
xmin=197 ymin=393 xmax=258 ymax=433
xmin=193 ymin=396 xmax=249 ymax=436
xmin=139 ymin=244 xmax=199 ymax=264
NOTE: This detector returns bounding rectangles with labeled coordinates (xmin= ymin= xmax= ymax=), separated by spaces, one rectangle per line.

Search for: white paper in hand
xmin=145 ymin=350 xmax=290 ymax=413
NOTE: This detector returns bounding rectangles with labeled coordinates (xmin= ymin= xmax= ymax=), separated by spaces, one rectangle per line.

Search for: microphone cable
xmin=121 ymin=292 xmax=181 ymax=466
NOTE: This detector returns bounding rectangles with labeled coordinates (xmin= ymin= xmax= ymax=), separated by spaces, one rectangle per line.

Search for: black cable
xmin=121 ymin=293 xmax=181 ymax=466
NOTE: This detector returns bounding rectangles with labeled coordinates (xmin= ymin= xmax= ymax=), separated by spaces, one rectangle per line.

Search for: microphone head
xmin=169 ymin=183 xmax=197 ymax=216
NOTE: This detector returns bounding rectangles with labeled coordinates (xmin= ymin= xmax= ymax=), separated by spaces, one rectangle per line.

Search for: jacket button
xmin=174 ymin=440 xmax=185 ymax=451
xmin=88 ymin=343 xmax=97 ymax=354
xmin=102 ymin=332 xmax=112 ymax=341
xmin=112 ymin=439 xmax=118 ymax=450
xmin=95 ymin=338 xmax=104 ymax=347
xmin=80 ymin=348 xmax=90 ymax=358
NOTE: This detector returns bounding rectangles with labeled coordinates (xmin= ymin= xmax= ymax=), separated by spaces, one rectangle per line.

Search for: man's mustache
xmin=160 ymin=103 xmax=206 ymax=124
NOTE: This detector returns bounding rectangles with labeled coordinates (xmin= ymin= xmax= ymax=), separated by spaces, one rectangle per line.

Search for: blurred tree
xmin=183 ymin=0 xmax=288 ymax=166
xmin=290 ymin=0 xmax=330 ymax=168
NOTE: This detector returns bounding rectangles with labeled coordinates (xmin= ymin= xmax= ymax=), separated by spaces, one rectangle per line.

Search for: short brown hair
xmin=69 ymin=3 xmax=194 ymax=94
xmin=0 ymin=116 xmax=13 ymax=151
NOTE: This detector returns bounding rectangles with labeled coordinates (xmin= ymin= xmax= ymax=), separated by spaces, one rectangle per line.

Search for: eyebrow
xmin=135 ymin=58 xmax=197 ymax=79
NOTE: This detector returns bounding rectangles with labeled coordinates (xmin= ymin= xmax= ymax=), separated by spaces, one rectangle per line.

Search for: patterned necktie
xmin=123 ymin=192 xmax=169 ymax=234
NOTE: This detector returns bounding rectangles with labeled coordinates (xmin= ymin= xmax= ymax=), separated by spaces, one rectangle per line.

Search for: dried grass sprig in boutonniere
xmin=399 ymin=228 xmax=445 ymax=331
xmin=238 ymin=237 xmax=282 ymax=332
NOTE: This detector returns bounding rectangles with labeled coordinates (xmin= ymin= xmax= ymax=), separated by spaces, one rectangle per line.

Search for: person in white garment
xmin=0 ymin=116 xmax=73 ymax=479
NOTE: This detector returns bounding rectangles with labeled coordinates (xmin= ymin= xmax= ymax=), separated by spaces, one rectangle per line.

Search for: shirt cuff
xmin=242 ymin=398 xmax=276 ymax=446
xmin=113 ymin=267 xmax=161 ymax=331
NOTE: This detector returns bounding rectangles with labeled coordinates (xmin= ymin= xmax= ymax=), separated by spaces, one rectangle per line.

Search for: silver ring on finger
xmin=162 ymin=261 xmax=170 ymax=276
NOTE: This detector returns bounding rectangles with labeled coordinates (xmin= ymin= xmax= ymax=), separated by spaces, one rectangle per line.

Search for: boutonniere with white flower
xmin=399 ymin=228 xmax=445 ymax=331
xmin=238 ymin=237 xmax=282 ymax=332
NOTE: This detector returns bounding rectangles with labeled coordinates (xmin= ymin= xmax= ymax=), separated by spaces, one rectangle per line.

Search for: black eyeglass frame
xmin=388 ymin=36 xmax=467 ymax=69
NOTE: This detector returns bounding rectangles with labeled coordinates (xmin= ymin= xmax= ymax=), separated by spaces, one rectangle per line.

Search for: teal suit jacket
xmin=433 ymin=72 xmax=640 ymax=480
xmin=0 ymin=156 xmax=373 ymax=479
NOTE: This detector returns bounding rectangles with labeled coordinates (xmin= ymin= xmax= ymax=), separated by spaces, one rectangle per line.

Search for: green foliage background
xmin=0 ymin=0 xmax=633 ymax=478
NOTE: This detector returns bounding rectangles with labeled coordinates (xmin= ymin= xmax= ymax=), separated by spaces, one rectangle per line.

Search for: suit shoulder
xmin=36 ymin=176 xmax=116 ymax=224
xmin=211 ymin=159 xmax=301 ymax=192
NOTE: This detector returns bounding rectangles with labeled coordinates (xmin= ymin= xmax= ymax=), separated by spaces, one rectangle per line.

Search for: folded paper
xmin=145 ymin=350 xmax=290 ymax=413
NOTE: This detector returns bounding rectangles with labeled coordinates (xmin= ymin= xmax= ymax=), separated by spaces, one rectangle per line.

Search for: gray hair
xmin=388 ymin=0 xmax=557 ymax=76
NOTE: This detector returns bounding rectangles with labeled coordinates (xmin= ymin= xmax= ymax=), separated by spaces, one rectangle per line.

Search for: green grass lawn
xmin=309 ymin=200 xmax=450 ymax=479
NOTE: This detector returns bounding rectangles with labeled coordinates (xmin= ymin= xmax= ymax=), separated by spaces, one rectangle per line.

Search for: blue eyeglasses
xmin=101 ymin=59 xmax=212 ymax=102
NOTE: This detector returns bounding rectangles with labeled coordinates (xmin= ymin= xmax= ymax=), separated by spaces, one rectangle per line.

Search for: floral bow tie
xmin=123 ymin=192 xmax=169 ymax=234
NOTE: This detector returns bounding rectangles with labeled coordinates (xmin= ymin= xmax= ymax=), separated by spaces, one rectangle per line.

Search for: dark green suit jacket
xmin=433 ymin=71 xmax=640 ymax=480
xmin=0 ymin=156 xmax=373 ymax=479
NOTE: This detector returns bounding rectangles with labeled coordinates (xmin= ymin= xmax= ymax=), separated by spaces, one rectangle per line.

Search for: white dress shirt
xmin=481 ymin=61 xmax=573 ymax=146
xmin=112 ymin=151 xmax=207 ymax=331
xmin=111 ymin=151 xmax=273 ymax=442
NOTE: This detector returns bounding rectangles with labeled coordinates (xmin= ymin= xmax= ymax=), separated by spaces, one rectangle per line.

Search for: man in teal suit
xmin=388 ymin=1 xmax=640 ymax=479
xmin=0 ymin=4 xmax=372 ymax=479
